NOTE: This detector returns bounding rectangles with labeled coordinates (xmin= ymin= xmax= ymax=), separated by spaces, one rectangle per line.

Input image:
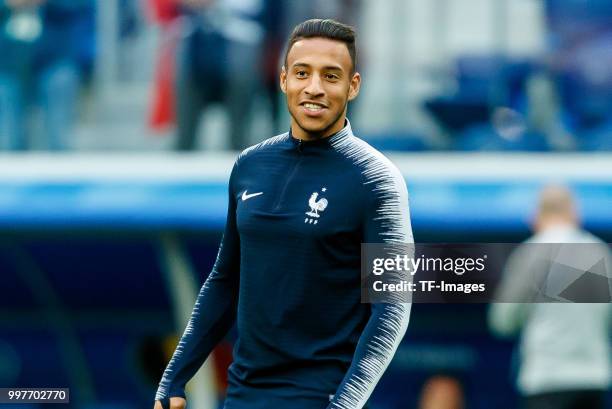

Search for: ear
xmin=280 ymin=66 xmax=287 ymax=94
xmin=348 ymin=71 xmax=361 ymax=101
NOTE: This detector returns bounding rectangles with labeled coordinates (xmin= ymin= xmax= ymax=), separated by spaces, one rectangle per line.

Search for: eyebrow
xmin=292 ymin=62 xmax=344 ymax=72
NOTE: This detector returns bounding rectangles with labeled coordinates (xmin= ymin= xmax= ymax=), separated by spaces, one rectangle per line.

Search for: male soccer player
xmin=154 ymin=19 xmax=413 ymax=409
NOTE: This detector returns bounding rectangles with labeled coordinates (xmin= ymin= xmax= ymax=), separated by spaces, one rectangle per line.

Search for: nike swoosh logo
xmin=241 ymin=191 xmax=263 ymax=201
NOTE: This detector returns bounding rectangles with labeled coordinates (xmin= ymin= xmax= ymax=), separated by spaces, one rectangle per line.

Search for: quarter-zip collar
xmin=288 ymin=119 xmax=353 ymax=151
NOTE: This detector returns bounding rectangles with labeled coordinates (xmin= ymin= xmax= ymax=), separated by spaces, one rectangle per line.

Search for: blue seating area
xmin=417 ymin=21 xmax=612 ymax=153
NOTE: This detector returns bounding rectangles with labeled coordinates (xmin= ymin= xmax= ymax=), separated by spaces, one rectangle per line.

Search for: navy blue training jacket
xmin=155 ymin=121 xmax=413 ymax=409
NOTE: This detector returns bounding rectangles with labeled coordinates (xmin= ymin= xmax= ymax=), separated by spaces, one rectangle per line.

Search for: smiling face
xmin=281 ymin=37 xmax=361 ymax=141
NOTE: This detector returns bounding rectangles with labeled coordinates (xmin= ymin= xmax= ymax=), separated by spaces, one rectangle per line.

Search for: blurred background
xmin=0 ymin=0 xmax=610 ymax=408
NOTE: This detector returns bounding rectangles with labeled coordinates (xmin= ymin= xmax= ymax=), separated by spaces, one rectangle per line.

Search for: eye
xmin=296 ymin=70 xmax=308 ymax=78
xmin=325 ymin=73 xmax=340 ymax=81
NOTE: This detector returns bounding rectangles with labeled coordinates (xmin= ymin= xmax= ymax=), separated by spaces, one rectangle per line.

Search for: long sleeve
xmin=155 ymin=163 xmax=241 ymax=400
xmin=327 ymin=164 xmax=413 ymax=409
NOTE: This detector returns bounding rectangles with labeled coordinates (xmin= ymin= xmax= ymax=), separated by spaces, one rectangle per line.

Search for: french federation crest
xmin=305 ymin=188 xmax=328 ymax=224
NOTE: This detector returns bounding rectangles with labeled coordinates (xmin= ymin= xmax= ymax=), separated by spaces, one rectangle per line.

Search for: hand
xmin=154 ymin=397 xmax=186 ymax=409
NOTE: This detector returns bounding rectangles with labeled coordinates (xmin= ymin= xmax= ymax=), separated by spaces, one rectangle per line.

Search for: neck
xmin=534 ymin=217 xmax=577 ymax=234
xmin=290 ymin=116 xmax=347 ymax=141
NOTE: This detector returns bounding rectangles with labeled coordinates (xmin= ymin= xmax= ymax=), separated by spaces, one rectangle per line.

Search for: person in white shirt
xmin=489 ymin=185 xmax=611 ymax=409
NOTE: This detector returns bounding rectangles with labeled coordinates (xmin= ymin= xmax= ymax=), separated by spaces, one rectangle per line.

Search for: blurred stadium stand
xmin=1 ymin=0 xmax=609 ymax=153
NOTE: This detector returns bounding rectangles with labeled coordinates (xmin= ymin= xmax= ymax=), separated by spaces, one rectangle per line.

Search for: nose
xmin=304 ymin=73 xmax=324 ymax=97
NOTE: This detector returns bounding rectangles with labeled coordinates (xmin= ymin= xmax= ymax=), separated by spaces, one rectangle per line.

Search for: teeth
xmin=304 ymin=103 xmax=323 ymax=111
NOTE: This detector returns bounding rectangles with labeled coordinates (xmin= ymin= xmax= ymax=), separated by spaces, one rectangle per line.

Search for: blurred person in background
xmin=0 ymin=0 xmax=91 ymax=150
xmin=489 ymin=185 xmax=611 ymax=409
xmin=256 ymin=0 xmax=282 ymax=134
xmin=418 ymin=375 xmax=465 ymax=409
xmin=172 ymin=0 xmax=274 ymax=151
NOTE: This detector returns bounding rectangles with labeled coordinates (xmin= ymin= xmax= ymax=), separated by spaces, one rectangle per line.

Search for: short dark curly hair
xmin=284 ymin=19 xmax=357 ymax=73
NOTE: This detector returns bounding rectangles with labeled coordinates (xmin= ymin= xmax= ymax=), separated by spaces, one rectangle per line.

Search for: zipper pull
xmin=298 ymin=139 xmax=304 ymax=153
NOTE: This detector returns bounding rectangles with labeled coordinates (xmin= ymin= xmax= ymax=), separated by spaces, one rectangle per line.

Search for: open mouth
xmin=301 ymin=102 xmax=327 ymax=114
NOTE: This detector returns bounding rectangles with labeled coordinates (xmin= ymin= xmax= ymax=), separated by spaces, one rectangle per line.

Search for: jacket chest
xmin=235 ymin=171 xmax=362 ymax=238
